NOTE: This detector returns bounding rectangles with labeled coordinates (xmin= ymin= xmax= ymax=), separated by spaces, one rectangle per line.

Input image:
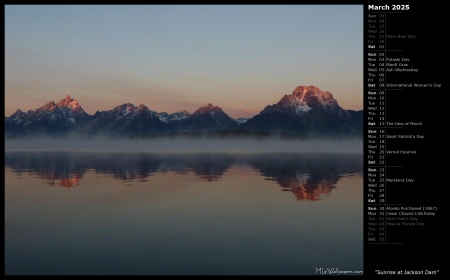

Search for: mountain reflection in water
xmin=5 ymin=152 xmax=362 ymax=201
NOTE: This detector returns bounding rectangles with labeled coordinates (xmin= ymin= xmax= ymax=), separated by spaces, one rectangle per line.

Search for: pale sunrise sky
xmin=5 ymin=5 xmax=363 ymax=118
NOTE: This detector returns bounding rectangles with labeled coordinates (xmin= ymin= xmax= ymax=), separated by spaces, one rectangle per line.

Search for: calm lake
xmin=5 ymin=151 xmax=363 ymax=275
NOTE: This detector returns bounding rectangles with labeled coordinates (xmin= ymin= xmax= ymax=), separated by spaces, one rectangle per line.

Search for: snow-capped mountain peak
xmin=235 ymin=118 xmax=249 ymax=124
xmin=57 ymin=95 xmax=76 ymax=107
xmin=54 ymin=95 xmax=88 ymax=121
xmin=194 ymin=103 xmax=223 ymax=115
xmin=6 ymin=109 xmax=28 ymax=125
xmin=40 ymin=101 xmax=57 ymax=111
xmin=137 ymin=104 xmax=150 ymax=112
xmin=182 ymin=104 xmax=237 ymax=131
xmin=291 ymin=85 xmax=339 ymax=109
xmin=169 ymin=110 xmax=191 ymax=121
xmin=257 ymin=85 xmax=348 ymax=122
xmin=292 ymin=85 xmax=322 ymax=97
xmin=112 ymin=103 xmax=137 ymax=117
xmin=278 ymin=94 xmax=312 ymax=114
xmin=156 ymin=112 xmax=169 ymax=123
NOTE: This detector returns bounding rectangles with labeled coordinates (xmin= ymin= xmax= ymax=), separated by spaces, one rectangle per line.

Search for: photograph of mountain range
xmin=5 ymin=5 xmax=363 ymax=276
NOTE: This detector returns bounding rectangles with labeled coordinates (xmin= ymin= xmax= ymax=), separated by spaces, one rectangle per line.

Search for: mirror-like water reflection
xmin=5 ymin=152 xmax=362 ymax=201
xmin=5 ymin=151 xmax=363 ymax=275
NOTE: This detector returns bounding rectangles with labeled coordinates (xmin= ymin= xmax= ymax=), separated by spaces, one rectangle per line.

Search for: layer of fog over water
xmin=5 ymin=139 xmax=363 ymax=275
xmin=5 ymin=136 xmax=363 ymax=153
